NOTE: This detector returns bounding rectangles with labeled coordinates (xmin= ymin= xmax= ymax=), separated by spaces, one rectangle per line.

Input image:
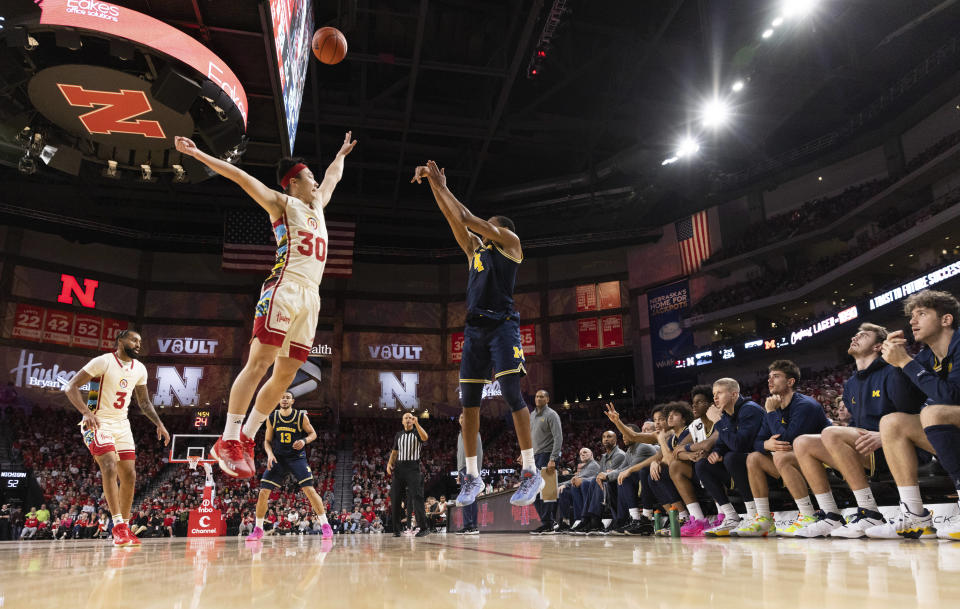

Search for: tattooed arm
xmin=134 ymin=384 xmax=171 ymax=445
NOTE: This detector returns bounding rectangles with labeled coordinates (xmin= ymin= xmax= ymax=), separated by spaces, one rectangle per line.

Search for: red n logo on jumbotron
xmin=56 ymin=84 xmax=166 ymax=139
xmin=58 ymin=274 xmax=98 ymax=309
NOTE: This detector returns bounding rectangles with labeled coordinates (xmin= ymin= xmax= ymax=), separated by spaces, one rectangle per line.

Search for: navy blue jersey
xmin=843 ymin=357 xmax=925 ymax=430
xmin=902 ymin=330 xmax=960 ymax=405
xmin=269 ymin=409 xmax=307 ymax=459
xmin=753 ymin=392 xmax=830 ymax=453
xmin=465 ymin=242 xmax=520 ymax=322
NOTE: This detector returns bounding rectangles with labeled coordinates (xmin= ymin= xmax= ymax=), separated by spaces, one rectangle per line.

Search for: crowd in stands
xmin=690 ymin=193 xmax=960 ymax=317
xmin=705 ymin=129 xmax=960 ymax=270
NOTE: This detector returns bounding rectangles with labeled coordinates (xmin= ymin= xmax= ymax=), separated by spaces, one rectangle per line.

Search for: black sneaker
xmin=554 ymin=521 xmax=571 ymax=534
xmin=529 ymin=523 xmax=553 ymax=535
xmin=463 ymin=527 xmax=479 ymax=535
xmin=414 ymin=529 xmax=430 ymax=538
xmin=567 ymin=521 xmax=587 ymax=535
xmin=624 ymin=517 xmax=654 ymax=536
xmin=584 ymin=517 xmax=605 ymax=535
xmin=393 ymin=532 xmax=401 ymax=537
xmin=455 ymin=527 xmax=469 ymax=535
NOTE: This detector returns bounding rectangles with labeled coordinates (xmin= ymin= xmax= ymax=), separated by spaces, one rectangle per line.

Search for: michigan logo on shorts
xmin=513 ymin=346 xmax=525 ymax=360
xmin=871 ymin=389 xmax=880 ymax=397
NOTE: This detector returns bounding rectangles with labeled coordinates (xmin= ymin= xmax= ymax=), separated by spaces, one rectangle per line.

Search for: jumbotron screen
xmin=267 ymin=0 xmax=314 ymax=156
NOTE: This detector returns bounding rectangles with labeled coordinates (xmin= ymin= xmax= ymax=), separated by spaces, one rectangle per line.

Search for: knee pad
xmin=460 ymin=383 xmax=483 ymax=409
xmin=498 ymin=374 xmax=527 ymax=412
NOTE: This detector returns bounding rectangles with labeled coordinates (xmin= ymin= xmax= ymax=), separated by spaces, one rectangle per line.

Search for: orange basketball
xmin=312 ymin=27 xmax=348 ymax=65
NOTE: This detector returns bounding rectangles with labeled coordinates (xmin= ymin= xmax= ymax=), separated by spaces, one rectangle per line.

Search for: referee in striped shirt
xmin=387 ymin=412 xmax=429 ymax=537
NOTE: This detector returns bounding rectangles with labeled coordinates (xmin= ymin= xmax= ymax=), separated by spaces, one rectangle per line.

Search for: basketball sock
xmin=852 ymin=487 xmax=879 ymax=511
xmin=642 ymin=509 xmax=653 ymax=519
xmin=241 ymin=409 xmax=269 ymax=440
xmin=815 ymin=492 xmax=839 ymax=514
xmin=465 ymin=456 xmax=479 ymax=477
xmin=520 ymin=449 xmax=535 ymax=471
xmin=224 ymin=413 xmax=245 ymax=442
xmin=795 ymin=496 xmax=814 ymax=516
xmin=629 ymin=508 xmax=641 ymax=519
xmin=112 ymin=514 xmax=124 ymax=526
xmin=755 ymin=498 xmax=771 ymax=517
xmin=256 ymin=517 xmax=264 ymax=530
xmin=720 ymin=503 xmax=739 ymax=521
xmin=745 ymin=501 xmax=756 ymax=516
xmin=317 ymin=513 xmax=329 ymax=526
xmin=686 ymin=503 xmax=705 ymax=520
xmin=897 ymin=485 xmax=923 ymax=514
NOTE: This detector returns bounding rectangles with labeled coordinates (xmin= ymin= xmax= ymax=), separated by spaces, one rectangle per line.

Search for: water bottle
xmin=653 ymin=509 xmax=664 ymax=532
xmin=668 ymin=507 xmax=680 ymax=537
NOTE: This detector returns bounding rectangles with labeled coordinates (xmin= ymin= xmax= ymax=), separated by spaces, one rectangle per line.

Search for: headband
xmin=280 ymin=162 xmax=308 ymax=190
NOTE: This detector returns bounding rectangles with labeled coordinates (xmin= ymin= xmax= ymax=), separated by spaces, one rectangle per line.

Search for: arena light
xmin=701 ymin=97 xmax=731 ymax=128
xmin=662 ymin=156 xmax=678 ymax=166
xmin=762 ymin=28 xmax=774 ymax=39
xmin=676 ymin=137 xmax=700 ymax=158
xmin=772 ymin=17 xmax=784 ymax=27
xmin=731 ymin=80 xmax=744 ymax=92
xmin=102 ymin=159 xmax=119 ymax=179
xmin=782 ymin=0 xmax=819 ymax=19
xmin=171 ymin=164 xmax=188 ymax=183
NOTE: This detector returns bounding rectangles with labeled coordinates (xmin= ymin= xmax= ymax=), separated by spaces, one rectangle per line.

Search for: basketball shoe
xmin=124 ymin=525 xmax=142 ymax=546
xmin=936 ymin=514 xmax=960 ymax=540
xmin=793 ymin=511 xmax=844 ymax=538
xmin=680 ymin=516 xmax=714 ymax=537
xmin=865 ymin=504 xmax=936 ymax=539
xmin=456 ymin=474 xmax=484 ymax=507
xmin=211 ymin=436 xmax=255 ymax=478
xmin=246 ymin=526 xmax=265 ymax=541
xmin=240 ymin=431 xmax=256 ymax=463
xmin=731 ymin=514 xmax=775 ymax=537
xmin=112 ymin=523 xmax=134 ymax=547
xmin=830 ymin=508 xmax=885 ymax=538
xmin=778 ymin=513 xmax=818 ymax=537
xmin=321 ymin=524 xmax=333 ymax=540
xmin=510 ymin=468 xmax=544 ymax=507
xmin=705 ymin=515 xmax=741 ymax=537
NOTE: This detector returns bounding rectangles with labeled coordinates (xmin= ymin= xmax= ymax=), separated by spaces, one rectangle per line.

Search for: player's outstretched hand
xmin=156 ymin=424 xmax=171 ymax=446
xmin=174 ymin=136 xmax=198 ymax=156
xmin=292 ymin=439 xmax=306 ymax=451
xmin=82 ymin=411 xmax=100 ymax=431
xmin=603 ymin=402 xmax=620 ymax=424
xmin=337 ymin=131 xmax=358 ymax=157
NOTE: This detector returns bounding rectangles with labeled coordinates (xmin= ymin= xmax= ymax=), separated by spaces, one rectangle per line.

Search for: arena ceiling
xmin=1 ymin=0 xmax=959 ymax=256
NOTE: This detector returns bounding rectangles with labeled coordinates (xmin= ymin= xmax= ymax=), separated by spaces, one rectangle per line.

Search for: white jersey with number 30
xmin=82 ymin=353 xmax=148 ymax=421
xmin=274 ymin=195 xmax=328 ymax=288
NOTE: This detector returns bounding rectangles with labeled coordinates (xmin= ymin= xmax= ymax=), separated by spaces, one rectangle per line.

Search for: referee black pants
xmin=391 ymin=462 xmax=427 ymax=531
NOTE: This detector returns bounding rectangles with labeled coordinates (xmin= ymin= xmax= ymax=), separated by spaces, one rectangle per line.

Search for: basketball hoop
xmin=187 ymin=455 xmax=201 ymax=471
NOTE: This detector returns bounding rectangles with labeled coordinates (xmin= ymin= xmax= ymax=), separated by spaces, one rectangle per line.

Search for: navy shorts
xmin=261 ymin=456 xmax=314 ymax=489
xmin=459 ymin=318 xmax=526 ymax=383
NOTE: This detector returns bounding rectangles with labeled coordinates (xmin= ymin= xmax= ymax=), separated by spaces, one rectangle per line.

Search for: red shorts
xmin=81 ymin=418 xmax=136 ymax=461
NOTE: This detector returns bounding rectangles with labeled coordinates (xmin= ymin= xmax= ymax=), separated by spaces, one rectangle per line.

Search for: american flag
xmin=222 ymin=209 xmax=355 ymax=277
xmin=675 ymin=210 xmax=711 ymax=275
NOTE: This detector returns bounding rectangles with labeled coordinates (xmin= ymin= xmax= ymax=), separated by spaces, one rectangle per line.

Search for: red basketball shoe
xmin=124 ymin=524 xmax=142 ymax=546
xmin=240 ymin=431 xmax=256 ymax=469
xmin=211 ymin=436 xmax=255 ymax=478
xmin=112 ymin=523 xmax=134 ymax=547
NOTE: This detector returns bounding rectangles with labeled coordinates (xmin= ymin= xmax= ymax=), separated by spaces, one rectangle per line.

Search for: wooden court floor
xmin=2 ymin=534 xmax=959 ymax=609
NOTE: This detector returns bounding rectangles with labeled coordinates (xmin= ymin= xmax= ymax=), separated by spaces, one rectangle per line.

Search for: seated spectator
xmin=20 ymin=508 xmax=38 ymax=539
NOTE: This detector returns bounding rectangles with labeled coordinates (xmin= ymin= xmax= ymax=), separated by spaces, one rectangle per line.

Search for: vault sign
xmin=28 ymin=64 xmax=193 ymax=149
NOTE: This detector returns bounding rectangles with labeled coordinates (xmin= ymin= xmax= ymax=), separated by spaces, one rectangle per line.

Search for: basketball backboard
xmin=169 ymin=434 xmax=220 ymax=464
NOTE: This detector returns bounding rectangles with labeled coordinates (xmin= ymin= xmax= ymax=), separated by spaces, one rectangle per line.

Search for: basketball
xmin=312 ymin=27 xmax=348 ymax=64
